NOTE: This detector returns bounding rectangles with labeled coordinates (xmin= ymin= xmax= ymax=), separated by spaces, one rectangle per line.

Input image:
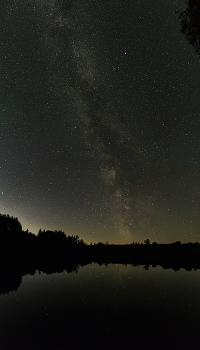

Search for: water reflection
xmin=0 ymin=264 xmax=200 ymax=349
xmin=1 ymin=257 xmax=200 ymax=296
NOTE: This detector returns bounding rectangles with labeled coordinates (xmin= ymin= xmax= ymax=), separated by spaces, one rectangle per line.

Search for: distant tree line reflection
xmin=1 ymin=213 xmax=200 ymax=295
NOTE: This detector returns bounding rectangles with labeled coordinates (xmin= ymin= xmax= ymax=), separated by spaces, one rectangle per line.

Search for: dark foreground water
xmin=1 ymin=264 xmax=200 ymax=350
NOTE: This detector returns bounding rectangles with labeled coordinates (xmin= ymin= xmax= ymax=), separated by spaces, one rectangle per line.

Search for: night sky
xmin=1 ymin=0 xmax=200 ymax=244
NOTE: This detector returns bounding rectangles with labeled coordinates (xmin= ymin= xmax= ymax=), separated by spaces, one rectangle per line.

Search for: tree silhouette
xmin=177 ymin=0 xmax=200 ymax=56
xmin=38 ymin=229 xmax=66 ymax=247
xmin=173 ymin=240 xmax=181 ymax=245
xmin=0 ymin=213 xmax=22 ymax=234
xmin=66 ymin=235 xmax=79 ymax=245
xmin=144 ymin=239 xmax=150 ymax=245
xmin=65 ymin=235 xmax=86 ymax=245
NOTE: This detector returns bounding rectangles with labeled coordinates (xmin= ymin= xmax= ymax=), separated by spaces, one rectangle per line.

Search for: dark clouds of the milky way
xmin=1 ymin=0 xmax=200 ymax=243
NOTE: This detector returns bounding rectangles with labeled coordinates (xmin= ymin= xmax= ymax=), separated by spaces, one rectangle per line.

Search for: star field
xmin=1 ymin=0 xmax=200 ymax=243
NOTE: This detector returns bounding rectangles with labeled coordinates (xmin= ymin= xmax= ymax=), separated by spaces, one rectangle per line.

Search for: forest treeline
xmin=1 ymin=213 xmax=200 ymax=264
xmin=1 ymin=213 xmax=200 ymax=295
xmin=1 ymin=213 xmax=200 ymax=251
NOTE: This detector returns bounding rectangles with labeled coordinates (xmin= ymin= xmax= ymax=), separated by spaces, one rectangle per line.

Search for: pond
xmin=0 ymin=264 xmax=200 ymax=350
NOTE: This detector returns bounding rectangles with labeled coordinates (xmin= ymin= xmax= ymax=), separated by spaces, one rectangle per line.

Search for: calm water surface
xmin=1 ymin=264 xmax=200 ymax=350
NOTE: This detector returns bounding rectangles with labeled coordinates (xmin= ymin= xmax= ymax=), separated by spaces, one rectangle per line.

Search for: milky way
xmin=1 ymin=0 xmax=200 ymax=243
